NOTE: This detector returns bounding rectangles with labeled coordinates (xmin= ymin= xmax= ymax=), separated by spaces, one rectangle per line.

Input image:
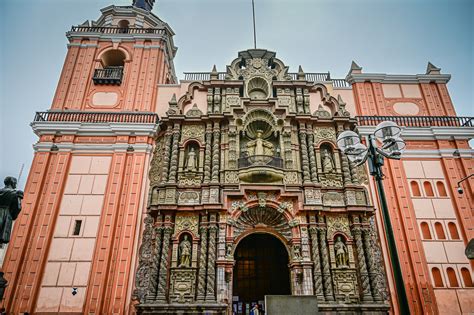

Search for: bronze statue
xmin=334 ymin=235 xmax=349 ymax=267
xmin=0 ymin=177 xmax=23 ymax=244
xmin=178 ymin=235 xmax=192 ymax=267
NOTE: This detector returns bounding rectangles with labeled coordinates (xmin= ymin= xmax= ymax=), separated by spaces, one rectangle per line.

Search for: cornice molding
xmin=31 ymin=121 xmax=159 ymax=137
xmin=346 ymin=73 xmax=451 ymax=84
xmin=33 ymin=142 xmax=153 ymax=153
xmin=357 ymin=126 xmax=474 ymax=141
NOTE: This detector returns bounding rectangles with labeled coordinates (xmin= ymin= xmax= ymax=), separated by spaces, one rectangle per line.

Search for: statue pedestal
xmin=169 ymin=267 xmax=197 ymax=304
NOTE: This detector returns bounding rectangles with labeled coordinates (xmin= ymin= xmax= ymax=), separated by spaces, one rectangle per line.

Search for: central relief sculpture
xmin=246 ymin=130 xmax=274 ymax=157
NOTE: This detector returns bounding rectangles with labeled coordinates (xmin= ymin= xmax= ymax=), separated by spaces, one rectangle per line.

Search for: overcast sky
xmin=0 ymin=0 xmax=473 ymax=188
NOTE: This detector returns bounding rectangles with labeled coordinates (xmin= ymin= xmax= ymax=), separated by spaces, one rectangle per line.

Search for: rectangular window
xmin=73 ymin=220 xmax=82 ymax=236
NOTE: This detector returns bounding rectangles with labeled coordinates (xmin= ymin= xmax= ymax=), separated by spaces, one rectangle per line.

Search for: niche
xmin=420 ymin=222 xmax=431 ymax=239
xmin=432 ymin=267 xmax=444 ymax=287
xmin=184 ymin=142 xmax=200 ymax=172
xmin=247 ymin=77 xmax=270 ymax=100
xmin=434 ymin=222 xmax=446 ymax=240
xmin=424 ymin=181 xmax=434 ymax=197
xmin=448 ymin=222 xmax=460 ymax=240
xmin=100 ymin=49 xmax=126 ymax=68
xmin=177 ymin=232 xmax=192 ymax=268
xmin=334 ymin=234 xmax=349 ymax=268
xmin=461 ymin=268 xmax=473 ymax=287
xmin=410 ymin=181 xmax=421 ymax=197
xmin=446 ymin=267 xmax=459 ymax=287
xmin=436 ymin=181 xmax=447 ymax=197
xmin=320 ymin=144 xmax=336 ymax=173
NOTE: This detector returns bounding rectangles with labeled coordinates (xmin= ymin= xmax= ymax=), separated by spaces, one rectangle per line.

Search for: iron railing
xmin=70 ymin=26 xmax=170 ymax=36
xmin=182 ymin=71 xmax=350 ymax=87
xmin=238 ymin=155 xmax=284 ymax=169
xmin=356 ymin=116 xmax=474 ymax=128
xmin=93 ymin=66 xmax=123 ymax=85
xmin=34 ymin=111 xmax=159 ymax=124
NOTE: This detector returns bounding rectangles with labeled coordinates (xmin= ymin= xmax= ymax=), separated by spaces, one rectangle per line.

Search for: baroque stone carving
xmin=178 ymin=235 xmax=192 ymax=267
xmin=232 ymin=207 xmax=292 ymax=241
xmin=169 ymin=268 xmax=197 ymax=303
xmin=322 ymin=192 xmax=345 ymax=207
xmin=304 ymin=188 xmax=322 ymax=205
xmin=177 ymin=191 xmax=200 ymax=205
xmin=174 ymin=215 xmax=199 ymax=236
xmin=326 ymin=216 xmax=351 ymax=239
xmin=181 ymin=124 xmax=205 ymax=143
xmin=185 ymin=103 xmax=203 ymax=117
xmin=334 ymin=236 xmax=349 ymax=267
xmin=313 ymin=127 xmax=336 ymax=144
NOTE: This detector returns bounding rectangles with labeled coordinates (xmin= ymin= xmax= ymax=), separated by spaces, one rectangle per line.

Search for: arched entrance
xmin=232 ymin=233 xmax=291 ymax=314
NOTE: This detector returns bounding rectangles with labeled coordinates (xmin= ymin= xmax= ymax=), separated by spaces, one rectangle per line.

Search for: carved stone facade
xmin=135 ymin=49 xmax=389 ymax=314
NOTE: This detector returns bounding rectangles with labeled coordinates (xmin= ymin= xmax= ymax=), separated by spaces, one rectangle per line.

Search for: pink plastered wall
xmin=403 ymin=160 xmax=474 ymax=315
xmin=35 ymin=155 xmax=111 ymax=313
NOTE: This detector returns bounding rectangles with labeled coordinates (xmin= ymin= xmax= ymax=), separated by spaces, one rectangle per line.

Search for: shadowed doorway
xmin=233 ymin=233 xmax=291 ymax=314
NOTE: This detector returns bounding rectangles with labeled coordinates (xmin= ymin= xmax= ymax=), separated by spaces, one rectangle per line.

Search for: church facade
xmin=1 ymin=1 xmax=473 ymax=314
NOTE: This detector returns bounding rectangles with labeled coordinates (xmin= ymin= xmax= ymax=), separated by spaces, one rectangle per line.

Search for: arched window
xmin=94 ymin=49 xmax=126 ymax=85
xmin=436 ymin=181 xmax=447 ymax=197
xmin=410 ymin=181 xmax=421 ymax=197
xmin=448 ymin=222 xmax=460 ymax=240
xmin=424 ymin=181 xmax=434 ymax=197
xmin=461 ymin=268 xmax=473 ymax=287
xmin=434 ymin=222 xmax=446 ymax=239
xmin=118 ymin=19 xmax=130 ymax=29
xmin=432 ymin=267 xmax=444 ymax=287
xmin=420 ymin=222 xmax=431 ymax=239
xmin=446 ymin=267 xmax=459 ymax=287
xmin=101 ymin=49 xmax=126 ymax=68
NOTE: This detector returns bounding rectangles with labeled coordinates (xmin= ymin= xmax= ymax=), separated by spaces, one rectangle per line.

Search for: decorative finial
xmin=297 ymin=65 xmax=305 ymax=80
xmin=426 ymin=62 xmax=441 ymax=75
xmin=168 ymin=93 xmax=177 ymax=106
xmin=210 ymin=65 xmax=218 ymax=80
xmin=132 ymin=0 xmax=155 ymax=12
xmin=348 ymin=61 xmax=362 ymax=75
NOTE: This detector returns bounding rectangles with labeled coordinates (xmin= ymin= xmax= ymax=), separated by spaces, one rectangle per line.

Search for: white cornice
xmin=31 ymin=121 xmax=158 ymax=137
xmin=357 ymin=126 xmax=474 ymax=141
xmin=346 ymin=73 xmax=451 ymax=84
xmin=33 ymin=142 xmax=153 ymax=153
xmin=399 ymin=149 xmax=472 ymax=159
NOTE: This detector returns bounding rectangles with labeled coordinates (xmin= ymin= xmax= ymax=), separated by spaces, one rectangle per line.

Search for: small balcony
xmin=238 ymin=155 xmax=284 ymax=183
xmin=93 ymin=66 xmax=124 ymax=85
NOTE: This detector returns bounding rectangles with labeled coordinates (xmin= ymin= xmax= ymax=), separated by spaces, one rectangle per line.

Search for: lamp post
xmin=337 ymin=121 xmax=410 ymax=315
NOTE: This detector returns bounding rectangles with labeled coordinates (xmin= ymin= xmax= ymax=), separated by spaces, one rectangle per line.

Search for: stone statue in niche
xmin=0 ymin=176 xmax=23 ymax=245
xmin=178 ymin=235 xmax=192 ymax=267
xmin=246 ymin=130 xmax=274 ymax=156
xmin=185 ymin=147 xmax=198 ymax=172
xmin=334 ymin=235 xmax=349 ymax=267
xmin=322 ymin=149 xmax=335 ymax=173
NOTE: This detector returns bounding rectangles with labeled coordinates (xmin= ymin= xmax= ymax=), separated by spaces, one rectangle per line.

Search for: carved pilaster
xmin=168 ymin=124 xmax=181 ymax=183
xmin=207 ymin=88 xmax=213 ymax=113
xmin=161 ymin=132 xmax=172 ymax=182
xmin=317 ymin=226 xmax=334 ymax=301
xmin=299 ymin=126 xmax=311 ymax=183
xmin=362 ymin=226 xmax=384 ymax=302
xmin=283 ymin=129 xmax=293 ymax=169
xmin=306 ymin=126 xmax=319 ymax=183
xmin=214 ymin=87 xmax=221 ymax=113
xmin=352 ymin=226 xmax=373 ymax=302
xmin=148 ymin=224 xmax=163 ymax=299
xmin=309 ymin=227 xmax=324 ymax=300
xmin=340 ymin=154 xmax=352 ymax=186
xmin=349 ymin=160 xmax=360 ymax=185
xmin=203 ymin=123 xmax=212 ymax=183
xmin=303 ymin=89 xmax=310 ymax=114
xmin=196 ymin=225 xmax=208 ymax=301
xmin=296 ymin=88 xmax=304 ymax=113
xmin=205 ymin=224 xmax=218 ymax=301
xmin=211 ymin=123 xmax=220 ymax=183
xmin=156 ymin=225 xmax=173 ymax=302
xmin=133 ymin=216 xmax=158 ymax=303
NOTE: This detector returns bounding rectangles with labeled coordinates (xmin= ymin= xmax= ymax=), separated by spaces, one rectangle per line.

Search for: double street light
xmin=337 ymin=121 xmax=410 ymax=315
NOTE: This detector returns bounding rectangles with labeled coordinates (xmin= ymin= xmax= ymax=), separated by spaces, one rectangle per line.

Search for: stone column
xmin=214 ymin=87 xmax=221 ymax=113
xmin=207 ymin=88 xmax=214 ymax=113
xmin=161 ymin=131 xmax=172 ymax=182
xmin=352 ymin=226 xmax=373 ymax=302
xmin=306 ymin=126 xmax=319 ymax=183
xmin=309 ymin=227 xmax=324 ymax=300
xmin=148 ymin=224 xmax=163 ymax=300
xmin=349 ymin=160 xmax=360 ymax=185
xmin=156 ymin=225 xmax=173 ymax=302
xmin=168 ymin=124 xmax=181 ymax=183
xmin=196 ymin=225 xmax=208 ymax=301
xmin=211 ymin=122 xmax=220 ymax=183
xmin=205 ymin=224 xmax=218 ymax=301
xmin=317 ymin=225 xmax=334 ymax=301
xmin=362 ymin=227 xmax=384 ymax=302
xmin=203 ymin=123 xmax=213 ymax=183
xmin=298 ymin=124 xmax=311 ymax=183
xmin=340 ymin=154 xmax=352 ymax=186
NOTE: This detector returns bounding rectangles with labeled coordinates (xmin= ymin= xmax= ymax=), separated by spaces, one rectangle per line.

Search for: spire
xmin=132 ymin=0 xmax=155 ymax=12
xmin=297 ymin=65 xmax=305 ymax=80
xmin=426 ymin=62 xmax=441 ymax=75
xmin=349 ymin=61 xmax=362 ymax=75
xmin=210 ymin=65 xmax=218 ymax=80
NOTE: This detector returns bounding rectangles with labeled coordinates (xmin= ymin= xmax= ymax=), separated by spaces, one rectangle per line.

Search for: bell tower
xmin=0 ymin=2 xmax=176 ymax=313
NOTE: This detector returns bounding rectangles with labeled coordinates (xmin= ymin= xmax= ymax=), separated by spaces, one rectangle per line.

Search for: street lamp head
xmin=337 ymin=130 xmax=360 ymax=153
xmin=378 ymin=137 xmax=406 ymax=159
xmin=374 ymin=121 xmax=402 ymax=142
xmin=457 ymin=186 xmax=464 ymax=194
